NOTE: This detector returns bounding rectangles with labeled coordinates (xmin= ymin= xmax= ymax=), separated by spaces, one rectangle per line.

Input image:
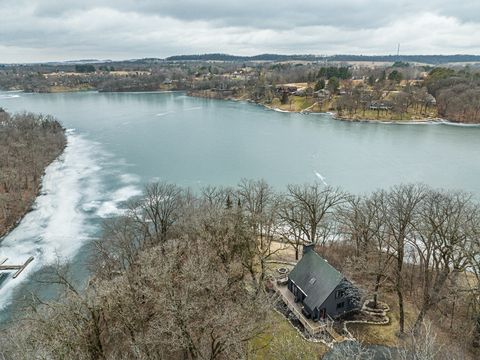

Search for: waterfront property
xmin=287 ymin=244 xmax=360 ymax=321
xmin=368 ymin=101 xmax=392 ymax=111
xmin=3 ymin=90 xmax=480 ymax=322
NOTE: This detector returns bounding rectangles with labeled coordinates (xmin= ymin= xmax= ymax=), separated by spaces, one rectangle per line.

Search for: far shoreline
xmin=186 ymin=91 xmax=474 ymax=126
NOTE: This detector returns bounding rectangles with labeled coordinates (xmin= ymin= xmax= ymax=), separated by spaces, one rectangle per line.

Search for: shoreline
xmin=0 ymin=145 xmax=66 ymax=242
xmin=0 ymin=120 xmax=67 ymax=242
xmin=186 ymin=91 xmax=480 ymax=126
xmin=189 ymin=93 xmax=468 ymax=126
xmin=3 ymin=88 xmax=477 ymax=126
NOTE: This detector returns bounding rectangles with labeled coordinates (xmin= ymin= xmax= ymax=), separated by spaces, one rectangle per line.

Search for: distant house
xmin=425 ymin=94 xmax=437 ymax=106
xmin=288 ymin=244 xmax=360 ymax=321
xmin=294 ymin=89 xmax=306 ymax=96
xmin=368 ymin=101 xmax=392 ymax=111
xmin=314 ymin=89 xmax=331 ymax=98
xmin=276 ymin=85 xmax=298 ymax=95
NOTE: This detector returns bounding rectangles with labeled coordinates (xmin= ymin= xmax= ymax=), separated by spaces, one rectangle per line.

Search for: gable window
xmin=336 ymin=289 xmax=345 ymax=299
xmin=336 ymin=302 xmax=345 ymax=309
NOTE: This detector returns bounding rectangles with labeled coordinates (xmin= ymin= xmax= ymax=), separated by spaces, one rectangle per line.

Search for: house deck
xmin=275 ymin=282 xmax=330 ymax=336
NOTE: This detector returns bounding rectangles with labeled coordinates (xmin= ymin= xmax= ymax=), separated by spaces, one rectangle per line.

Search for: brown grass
xmin=249 ymin=311 xmax=329 ymax=360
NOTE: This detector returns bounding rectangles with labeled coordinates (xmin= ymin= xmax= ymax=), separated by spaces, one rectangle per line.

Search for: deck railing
xmin=276 ymin=284 xmax=326 ymax=335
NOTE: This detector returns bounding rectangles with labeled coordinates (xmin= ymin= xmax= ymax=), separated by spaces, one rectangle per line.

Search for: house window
xmin=336 ymin=289 xmax=345 ymax=299
xmin=336 ymin=302 xmax=345 ymax=309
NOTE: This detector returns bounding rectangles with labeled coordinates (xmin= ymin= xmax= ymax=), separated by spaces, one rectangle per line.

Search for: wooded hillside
xmin=1 ymin=181 xmax=479 ymax=359
xmin=0 ymin=110 xmax=66 ymax=237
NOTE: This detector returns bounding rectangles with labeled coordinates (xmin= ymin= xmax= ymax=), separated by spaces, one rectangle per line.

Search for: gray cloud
xmin=28 ymin=1 xmax=480 ymax=29
xmin=0 ymin=0 xmax=479 ymax=62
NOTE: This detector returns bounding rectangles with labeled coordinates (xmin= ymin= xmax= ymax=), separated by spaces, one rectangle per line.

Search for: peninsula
xmin=0 ymin=109 xmax=66 ymax=239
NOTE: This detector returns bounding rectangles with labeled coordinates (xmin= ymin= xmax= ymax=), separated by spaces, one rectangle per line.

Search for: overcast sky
xmin=1 ymin=0 xmax=479 ymax=63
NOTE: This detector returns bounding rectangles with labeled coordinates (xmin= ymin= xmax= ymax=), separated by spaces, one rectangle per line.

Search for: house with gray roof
xmin=287 ymin=244 xmax=361 ymax=321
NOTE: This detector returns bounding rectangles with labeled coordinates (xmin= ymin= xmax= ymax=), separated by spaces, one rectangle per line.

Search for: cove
xmin=1 ymin=90 xmax=480 ymax=322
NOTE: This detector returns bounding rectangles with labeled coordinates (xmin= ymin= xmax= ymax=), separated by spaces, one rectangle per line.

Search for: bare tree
xmin=397 ymin=321 xmax=443 ymax=360
xmin=384 ymin=184 xmax=427 ymax=334
xmin=1 ymin=260 xmax=107 ymax=360
xmin=132 ymin=182 xmax=183 ymax=247
xmin=413 ymin=190 xmax=480 ymax=333
xmin=467 ymin=229 xmax=480 ymax=348
xmin=282 ymin=184 xmax=348 ymax=245
xmin=93 ymin=215 xmax=145 ymax=279
xmin=278 ymin=198 xmax=308 ymax=260
xmin=341 ymin=191 xmax=395 ymax=309
xmin=326 ymin=341 xmax=374 ymax=360
xmin=1 ymin=186 xmax=271 ymax=360
xmin=237 ymin=178 xmax=275 ymax=242
xmin=237 ymin=179 xmax=282 ymax=290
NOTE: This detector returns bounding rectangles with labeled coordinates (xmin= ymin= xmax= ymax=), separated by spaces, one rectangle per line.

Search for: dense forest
xmin=426 ymin=68 xmax=480 ymax=123
xmin=0 ymin=110 xmax=66 ymax=237
xmin=1 ymin=181 xmax=479 ymax=359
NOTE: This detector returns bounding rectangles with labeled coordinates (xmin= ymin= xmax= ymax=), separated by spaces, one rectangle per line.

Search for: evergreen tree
xmin=314 ymin=79 xmax=326 ymax=91
xmin=226 ymin=194 xmax=232 ymax=209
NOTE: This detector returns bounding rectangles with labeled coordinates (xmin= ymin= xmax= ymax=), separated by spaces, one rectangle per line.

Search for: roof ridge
xmin=308 ymin=250 xmax=343 ymax=278
xmin=289 ymin=250 xmax=345 ymax=310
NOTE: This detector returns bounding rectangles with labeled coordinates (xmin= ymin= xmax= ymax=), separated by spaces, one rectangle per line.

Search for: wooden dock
xmin=0 ymin=256 xmax=34 ymax=278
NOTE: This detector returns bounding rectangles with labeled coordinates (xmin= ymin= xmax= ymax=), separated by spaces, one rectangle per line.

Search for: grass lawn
xmin=346 ymin=293 xmax=417 ymax=347
xmin=268 ymin=96 xmax=316 ymax=112
xmin=266 ymin=94 xmax=438 ymax=121
xmin=49 ymin=84 xmax=95 ymax=92
xmin=249 ymin=311 xmax=329 ymax=360
xmin=336 ymin=107 xmax=438 ymax=121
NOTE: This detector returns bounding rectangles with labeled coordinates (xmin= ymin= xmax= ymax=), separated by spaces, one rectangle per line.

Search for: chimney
xmin=303 ymin=242 xmax=315 ymax=255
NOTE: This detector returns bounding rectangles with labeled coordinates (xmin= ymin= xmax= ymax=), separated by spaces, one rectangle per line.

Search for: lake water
xmin=1 ymin=90 xmax=480 ymax=322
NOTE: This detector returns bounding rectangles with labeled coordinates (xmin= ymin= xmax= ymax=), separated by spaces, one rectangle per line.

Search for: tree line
xmin=1 ymin=180 xmax=479 ymax=359
xmin=165 ymin=54 xmax=480 ymax=65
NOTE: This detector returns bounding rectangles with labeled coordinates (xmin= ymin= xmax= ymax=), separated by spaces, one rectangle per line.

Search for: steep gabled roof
xmin=288 ymin=250 xmax=343 ymax=310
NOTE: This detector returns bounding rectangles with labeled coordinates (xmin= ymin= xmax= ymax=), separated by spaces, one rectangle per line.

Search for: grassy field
xmin=268 ymin=96 xmax=317 ymax=112
xmin=49 ymin=84 xmax=95 ymax=92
